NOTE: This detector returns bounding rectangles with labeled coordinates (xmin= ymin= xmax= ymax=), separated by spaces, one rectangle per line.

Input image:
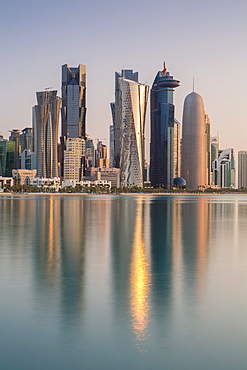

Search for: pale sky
xmin=1 ymin=0 xmax=247 ymax=159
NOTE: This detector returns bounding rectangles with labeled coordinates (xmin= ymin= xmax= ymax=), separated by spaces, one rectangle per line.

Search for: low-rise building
xmin=12 ymin=169 xmax=37 ymax=185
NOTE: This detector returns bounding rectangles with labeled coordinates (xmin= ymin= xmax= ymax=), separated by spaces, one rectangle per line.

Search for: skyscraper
xmin=118 ymin=77 xmax=149 ymax=187
xmin=33 ymin=90 xmax=61 ymax=178
xmin=20 ymin=127 xmax=33 ymax=152
xmin=61 ymin=64 xmax=86 ymax=140
xmin=181 ymin=92 xmax=207 ymax=190
xmin=150 ymin=62 xmax=180 ymax=188
xmin=9 ymin=129 xmax=21 ymax=169
xmin=173 ymin=118 xmax=181 ymax=179
xmin=238 ymin=151 xmax=247 ymax=188
xmin=111 ymin=69 xmax=138 ymax=168
xmin=61 ymin=64 xmax=86 ymax=176
xmin=205 ymin=114 xmax=211 ymax=185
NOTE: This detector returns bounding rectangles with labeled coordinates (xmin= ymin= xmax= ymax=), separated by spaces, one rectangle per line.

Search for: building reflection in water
xmin=129 ymin=198 xmax=151 ymax=350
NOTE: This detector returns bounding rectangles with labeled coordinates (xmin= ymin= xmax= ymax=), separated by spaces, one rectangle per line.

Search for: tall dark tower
xmin=150 ymin=62 xmax=180 ymax=188
xmin=61 ymin=64 xmax=86 ymax=176
xmin=61 ymin=64 xmax=86 ymax=140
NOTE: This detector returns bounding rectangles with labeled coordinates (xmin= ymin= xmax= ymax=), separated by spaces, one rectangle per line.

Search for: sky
xmin=1 ymin=0 xmax=247 ymax=159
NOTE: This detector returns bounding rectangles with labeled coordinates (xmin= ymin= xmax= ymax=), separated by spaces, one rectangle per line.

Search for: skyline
xmin=1 ymin=0 xmax=247 ymax=157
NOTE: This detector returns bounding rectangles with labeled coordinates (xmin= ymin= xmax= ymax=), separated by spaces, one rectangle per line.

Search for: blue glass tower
xmin=150 ymin=62 xmax=180 ymax=188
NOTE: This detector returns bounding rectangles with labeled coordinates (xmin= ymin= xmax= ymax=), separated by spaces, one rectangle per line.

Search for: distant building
xmin=111 ymin=69 xmax=138 ymax=168
xmin=174 ymin=118 xmax=181 ymax=179
xmin=33 ymin=90 xmax=61 ymax=178
xmin=61 ymin=64 xmax=86 ymax=176
xmin=211 ymin=136 xmax=219 ymax=167
xmin=12 ymin=169 xmax=37 ymax=185
xmin=20 ymin=127 xmax=33 ymax=152
xmin=109 ymin=125 xmax=114 ymax=168
xmin=212 ymin=148 xmax=235 ymax=188
xmin=64 ymin=138 xmax=85 ymax=181
xmin=61 ymin=64 xmax=86 ymax=140
xmin=0 ymin=176 xmax=13 ymax=189
xmin=32 ymin=177 xmax=60 ymax=190
xmin=9 ymin=129 xmax=21 ymax=169
xmin=181 ymin=92 xmax=207 ymax=190
xmin=84 ymin=167 xmax=120 ymax=188
xmin=0 ymin=141 xmax=15 ymax=177
xmin=205 ymin=114 xmax=211 ymax=185
xmin=85 ymin=137 xmax=95 ymax=167
xmin=19 ymin=149 xmax=36 ymax=170
xmin=150 ymin=62 xmax=180 ymax=188
xmin=95 ymin=140 xmax=109 ymax=168
xmin=238 ymin=151 xmax=247 ymax=188
xmin=118 ymin=77 xmax=149 ymax=187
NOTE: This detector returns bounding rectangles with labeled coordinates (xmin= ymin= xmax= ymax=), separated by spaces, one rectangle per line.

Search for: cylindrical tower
xmin=181 ymin=92 xmax=206 ymax=190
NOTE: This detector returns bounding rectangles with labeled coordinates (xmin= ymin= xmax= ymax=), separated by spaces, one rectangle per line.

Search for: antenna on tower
xmin=193 ymin=78 xmax=195 ymax=92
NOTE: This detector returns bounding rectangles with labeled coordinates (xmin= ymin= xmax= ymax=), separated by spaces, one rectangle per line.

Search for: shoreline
xmin=1 ymin=192 xmax=247 ymax=196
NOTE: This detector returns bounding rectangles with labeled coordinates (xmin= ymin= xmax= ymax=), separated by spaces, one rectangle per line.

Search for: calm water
xmin=1 ymin=194 xmax=247 ymax=369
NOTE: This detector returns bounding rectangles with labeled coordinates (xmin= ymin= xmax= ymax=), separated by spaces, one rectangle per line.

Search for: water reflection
xmin=129 ymin=199 xmax=151 ymax=350
xmin=2 ymin=195 xmax=247 ymax=368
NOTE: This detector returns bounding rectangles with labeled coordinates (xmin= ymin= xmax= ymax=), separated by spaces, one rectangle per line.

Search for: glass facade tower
xmin=32 ymin=90 xmax=61 ymax=178
xmin=61 ymin=64 xmax=86 ymax=140
xmin=118 ymin=77 xmax=149 ymax=187
xmin=150 ymin=62 xmax=180 ymax=188
xmin=111 ymin=70 xmax=138 ymax=168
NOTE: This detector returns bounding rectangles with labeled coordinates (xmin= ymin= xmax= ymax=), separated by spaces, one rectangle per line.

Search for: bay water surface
xmin=0 ymin=194 xmax=247 ymax=369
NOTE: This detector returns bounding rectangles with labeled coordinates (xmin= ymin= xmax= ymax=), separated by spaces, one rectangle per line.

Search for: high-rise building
xmin=95 ymin=140 xmax=109 ymax=168
xmin=212 ymin=148 xmax=235 ymax=188
xmin=181 ymin=92 xmax=207 ymax=190
xmin=0 ymin=141 xmax=15 ymax=177
xmin=109 ymin=125 xmax=114 ymax=168
xmin=9 ymin=129 xmax=21 ymax=169
xmin=238 ymin=150 xmax=247 ymax=188
xmin=85 ymin=137 xmax=95 ymax=168
xmin=32 ymin=90 xmax=61 ymax=178
xmin=173 ymin=118 xmax=181 ymax=179
xmin=111 ymin=69 xmax=138 ymax=168
xmin=205 ymin=114 xmax=211 ymax=185
xmin=61 ymin=64 xmax=86 ymax=177
xmin=211 ymin=135 xmax=219 ymax=185
xmin=150 ymin=62 xmax=180 ymax=188
xmin=118 ymin=77 xmax=149 ymax=187
xmin=64 ymin=138 xmax=85 ymax=181
xmin=20 ymin=127 xmax=33 ymax=152
xmin=61 ymin=64 xmax=86 ymax=140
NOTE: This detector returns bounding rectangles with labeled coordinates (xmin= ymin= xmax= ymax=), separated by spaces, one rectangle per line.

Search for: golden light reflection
xmin=129 ymin=201 xmax=151 ymax=350
xmin=48 ymin=197 xmax=55 ymax=269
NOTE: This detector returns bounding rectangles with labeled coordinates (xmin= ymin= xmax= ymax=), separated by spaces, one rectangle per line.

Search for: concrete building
xmin=85 ymin=137 xmax=95 ymax=167
xmin=32 ymin=177 xmax=60 ymax=191
xmin=0 ymin=177 xmax=13 ymax=190
xmin=84 ymin=167 xmax=120 ymax=188
xmin=181 ymin=92 xmax=207 ymax=190
xmin=12 ymin=169 xmax=37 ymax=185
xmin=64 ymin=138 xmax=85 ymax=181
xmin=238 ymin=150 xmax=247 ymax=188
xmin=33 ymin=90 xmax=61 ymax=178
xmin=150 ymin=62 xmax=180 ymax=188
